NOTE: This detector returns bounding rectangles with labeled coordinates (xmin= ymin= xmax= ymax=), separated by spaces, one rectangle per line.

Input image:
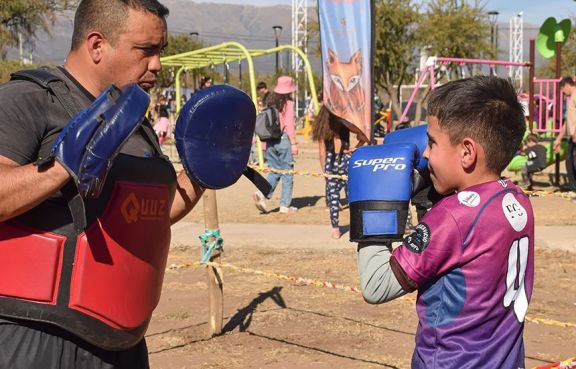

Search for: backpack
xmin=254 ymin=106 xmax=282 ymax=141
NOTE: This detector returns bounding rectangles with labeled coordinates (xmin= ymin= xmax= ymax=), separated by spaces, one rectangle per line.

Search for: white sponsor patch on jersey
xmin=502 ymin=193 xmax=527 ymax=232
xmin=458 ymin=191 xmax=481 ymax=207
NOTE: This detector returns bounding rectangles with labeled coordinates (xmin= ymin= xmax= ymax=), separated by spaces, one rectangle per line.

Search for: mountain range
xmin=6 ymin=1 xmax=546 ymax=75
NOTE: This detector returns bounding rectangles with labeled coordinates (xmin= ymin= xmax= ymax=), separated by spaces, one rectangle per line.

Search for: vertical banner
xmin=319 ymin=0 xmax=373 ymax=142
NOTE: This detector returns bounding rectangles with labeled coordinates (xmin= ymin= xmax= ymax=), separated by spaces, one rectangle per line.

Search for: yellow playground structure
xmin=160 ymin=42 xmax=320 ymax=166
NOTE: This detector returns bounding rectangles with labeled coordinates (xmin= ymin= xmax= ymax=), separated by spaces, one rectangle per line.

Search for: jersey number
xmin=503 ymin=236 xmax=529 ymax=322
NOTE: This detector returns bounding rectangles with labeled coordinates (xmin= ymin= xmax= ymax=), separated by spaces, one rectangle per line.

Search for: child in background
xmin=521 ymin=133 xmax=547 ymax=190
xmin=153 ymin=95 xmax=170 ymax=146
xmin=357 ymin=76 xmax=534 ymax=368
xmin=312 ymin=106 xmax=366 ymax=238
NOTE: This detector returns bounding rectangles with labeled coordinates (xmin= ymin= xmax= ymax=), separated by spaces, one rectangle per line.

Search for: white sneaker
xmin=279 ymin=206 xmax=297 ymax=213
xmin=252 ymin=191 xmax=267 ymax=213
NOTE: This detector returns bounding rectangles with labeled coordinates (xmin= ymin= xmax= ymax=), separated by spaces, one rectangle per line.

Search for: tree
xmin=418 ymin=0 xmax=492 ymax=79
xmin=157 ymin=34 xmax=205 ymax=89
xmin=373 ymin=0 xmax=421 ymax=123
xmin=374 ymin=0 xmax=494 ymax=124
xmin=0 ymin=0 xmax=77 ymax=59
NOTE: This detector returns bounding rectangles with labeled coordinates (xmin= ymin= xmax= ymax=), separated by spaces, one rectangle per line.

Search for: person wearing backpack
xmin=253 ymin=76 xmax=299 ymax=214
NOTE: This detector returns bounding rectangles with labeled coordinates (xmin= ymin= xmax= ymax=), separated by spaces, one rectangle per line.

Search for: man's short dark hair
xmin=427 ymin=76 xmax=525 ymax=174
xmin=257 ymin=81 xmax=267 ymax=90
xmin=71 ymin=0 xmax=169 ymax=50
xmin=560 ymin=76 xmax=575 ymax=88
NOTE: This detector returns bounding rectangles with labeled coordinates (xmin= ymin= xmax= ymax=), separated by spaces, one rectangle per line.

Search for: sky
xmin=191 ymin=0 xmax=576 ymax=27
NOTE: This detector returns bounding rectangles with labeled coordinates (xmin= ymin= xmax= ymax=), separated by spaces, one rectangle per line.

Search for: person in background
xmin=554 ymin=76 xmax=576 ymax=190
xmin=521 ymin=133 xmax=547 ymax=190
xmin=199 ymin=76 xmax=212 ymax=90
xmin=313 ymin=106 xmax=366 ymax=239
xmin=153 ymin=94 xmax=170 ymax=146
xmin=253 ymin=76 xmax=299 ymax=214
xmin=257 ymin=81 xmax=270 ymax=110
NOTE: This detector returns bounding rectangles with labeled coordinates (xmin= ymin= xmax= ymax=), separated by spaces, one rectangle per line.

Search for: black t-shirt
xmin=525 ymin=144 xmax=547 ymax=172
xmin=0 ymin=66 xmax=157 ymax=165
xmin=324 ymin=123 xmax=350 ymax=155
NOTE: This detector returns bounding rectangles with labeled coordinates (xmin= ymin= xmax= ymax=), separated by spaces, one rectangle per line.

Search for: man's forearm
xmin=169 ymin=170 xmax=204 ymax=225
xmin=0 ymin=160 xmax=70 ymax=222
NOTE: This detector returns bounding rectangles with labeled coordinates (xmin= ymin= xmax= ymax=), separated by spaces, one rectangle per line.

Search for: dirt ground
xmin=147 ymin=140 xmax=576 ymax=369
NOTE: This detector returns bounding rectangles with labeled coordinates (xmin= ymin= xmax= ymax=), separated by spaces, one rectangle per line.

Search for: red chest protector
xmin=0 ymin=153 xmax=176 ymax=350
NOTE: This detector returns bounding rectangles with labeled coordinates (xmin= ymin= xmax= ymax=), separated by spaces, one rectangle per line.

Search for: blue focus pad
xmin=45 ymin=84 xmax=149 ymax=198
xmin=348 ymin=143 xmax=417 ymax=242
xmin=175 ymin=85 xmax=256 ymax=189
xmin=384 ymin=124 xmax=428 ymax=171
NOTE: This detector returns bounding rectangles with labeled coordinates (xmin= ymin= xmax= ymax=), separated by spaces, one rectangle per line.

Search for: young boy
xmin=522 ymin=133 xmax=547 ymax=190
xmin=357 ymin=76 xmax=534 ymax=368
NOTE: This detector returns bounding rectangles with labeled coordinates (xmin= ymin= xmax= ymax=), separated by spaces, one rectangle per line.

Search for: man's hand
xmin=554 ymin=137 xmax=562 ymax=153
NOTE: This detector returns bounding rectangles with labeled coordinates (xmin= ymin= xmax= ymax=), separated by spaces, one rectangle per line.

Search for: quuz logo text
xmin=352 ymin=157 xmax=407 ymax=172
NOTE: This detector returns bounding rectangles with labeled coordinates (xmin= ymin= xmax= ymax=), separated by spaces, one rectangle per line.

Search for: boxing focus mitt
xmin=175 ymin=85 xmax=265 ymax=191
xmin=38 ymin=83 xmax=149 ymax=198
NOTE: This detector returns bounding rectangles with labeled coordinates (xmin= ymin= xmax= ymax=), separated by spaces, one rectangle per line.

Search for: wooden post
xmin=202 ymin=189 xmax=223 ymax=336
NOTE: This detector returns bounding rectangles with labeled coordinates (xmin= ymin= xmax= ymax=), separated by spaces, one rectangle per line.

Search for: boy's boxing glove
xmin=384 ymin=124 xmax=428 ymax=171
xmin=348 ymin=143 xmax=419 ymax=242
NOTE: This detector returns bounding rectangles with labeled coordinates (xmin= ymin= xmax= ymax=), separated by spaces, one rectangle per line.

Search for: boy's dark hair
xmin=257 ymin=81 xmax=267 ymax=90
xmin=427 ymin=76 xmax=525 ymax=174
xmin=525 ymin=133 xmax=539 ymax=144
xmin=559 ymin=76 xmax=575 ymax=88
xmin=71 ymin=0 xmax=169 ymax=50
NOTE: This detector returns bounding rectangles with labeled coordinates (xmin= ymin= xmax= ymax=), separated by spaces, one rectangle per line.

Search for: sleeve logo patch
xmin=403 ymin=223 xmax=431 ymax=254
xmin=457 ymin=191 xmax=481 ymax=207
xmin=502 ymin=193 xmax=528 ymax=232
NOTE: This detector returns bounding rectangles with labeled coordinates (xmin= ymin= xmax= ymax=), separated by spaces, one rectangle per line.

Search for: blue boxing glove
xmin=384 ymin=124 xmax=428 ymax=171
xmin=348 ymin=143 xmax=420 ymax=242
xmin=39 ymin=84 xmax=149 ymax=198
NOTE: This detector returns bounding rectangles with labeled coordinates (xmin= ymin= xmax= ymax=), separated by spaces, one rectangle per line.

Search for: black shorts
xmin=0 ymin=318 xmax=149 ymax=369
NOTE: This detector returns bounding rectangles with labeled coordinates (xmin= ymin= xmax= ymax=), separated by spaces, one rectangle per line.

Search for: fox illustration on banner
xmin=326 ymin=48 xmax=366 ymax=136
xmin=319 ymin=0 xmax=373 ymax=142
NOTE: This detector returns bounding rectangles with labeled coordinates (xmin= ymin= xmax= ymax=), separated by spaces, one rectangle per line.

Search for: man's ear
xmin=461 ymin=137 xmax=478 ymax=172
xmin=85 ymin=32 xmax=106 ymax=63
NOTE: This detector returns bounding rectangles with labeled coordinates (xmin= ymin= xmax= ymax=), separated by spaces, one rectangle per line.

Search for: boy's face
xmin=423 ymin=116 xmax=462 ymax=195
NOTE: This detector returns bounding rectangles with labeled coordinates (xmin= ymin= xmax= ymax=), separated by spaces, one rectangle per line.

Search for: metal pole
xmin=273 ymin=26 xmax=283 ymax=75
xmin=529 ymin=38 xmax=535 ymax=132
xmin=554 ymin=42 xmax=562 ymax=186
xmin=275 ymin=37 xmax=279 ymax=74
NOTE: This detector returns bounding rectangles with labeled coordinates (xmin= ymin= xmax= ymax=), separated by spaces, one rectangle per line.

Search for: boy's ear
xmin=461 ymin=137 xmax=478 ymax=171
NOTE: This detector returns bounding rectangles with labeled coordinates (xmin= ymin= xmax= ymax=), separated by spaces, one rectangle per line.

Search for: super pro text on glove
xmin=351 ymin=157 xmax=408 ymax=172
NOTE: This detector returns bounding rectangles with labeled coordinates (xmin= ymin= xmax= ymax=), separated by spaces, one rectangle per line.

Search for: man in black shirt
xmin=0 ymin=0 xmax=203 ymax=368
